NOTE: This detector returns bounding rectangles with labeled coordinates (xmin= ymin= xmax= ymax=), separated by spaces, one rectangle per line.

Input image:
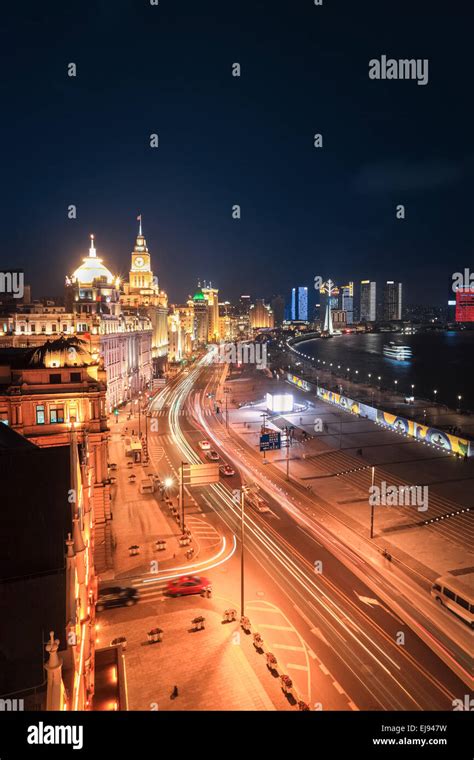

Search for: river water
xmin=296 ymin=331 xmax=474 ymax=412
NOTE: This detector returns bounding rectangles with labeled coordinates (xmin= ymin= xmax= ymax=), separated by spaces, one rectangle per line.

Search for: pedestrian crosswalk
xmin=186 ymin=515 xmax=221 ymax=549
xmin=130 ymin=575 xmax=168 ymax=603
xmin=149 ymin=408 xmax=216 ymax=419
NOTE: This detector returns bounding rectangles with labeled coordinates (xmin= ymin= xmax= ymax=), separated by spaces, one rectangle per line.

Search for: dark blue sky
xmin=2 ymin=0 xmax=472 ymax=305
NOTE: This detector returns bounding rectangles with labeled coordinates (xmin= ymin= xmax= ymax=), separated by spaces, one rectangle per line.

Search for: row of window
xmin=49 ymin=372 xmax=82 ymax=384
xmin=19 ymin=324 xmax=71 ymax=333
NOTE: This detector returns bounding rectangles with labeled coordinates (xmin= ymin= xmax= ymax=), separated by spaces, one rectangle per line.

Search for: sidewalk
xmin=105 ymin=407 xmax=183 ymax=579
xmin=100 ymin=603 xmax=287 ymax=711
xmin=225 ymin=377 xmax=473 ymax=577
xmin=291 ymin=349 xmax=474 ymax=439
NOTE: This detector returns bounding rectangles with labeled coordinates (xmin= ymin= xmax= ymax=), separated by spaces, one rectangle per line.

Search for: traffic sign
xmin=259 ymin=431 xmax=281 ymax=452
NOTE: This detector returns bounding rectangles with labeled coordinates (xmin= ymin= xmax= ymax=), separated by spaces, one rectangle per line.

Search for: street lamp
xmin=433 ymin=389 xmax=438 ymax=402
xmin=457 ymin=394 xmax=462 ymax=411
xmin=370 ymin=466 xmax=375 ymax=538
xmin=239 ymin=484 xmax=250 ymax=618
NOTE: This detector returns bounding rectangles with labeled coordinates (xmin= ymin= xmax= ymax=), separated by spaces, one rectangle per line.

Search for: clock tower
xmin=129 ymin=216 xmax=155 ymax=291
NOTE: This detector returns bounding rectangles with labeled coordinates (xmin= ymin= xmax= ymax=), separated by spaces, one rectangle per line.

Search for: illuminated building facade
xmin=193 ymin=288 xmax=209 ymax=345
xmin=360 ymin=280 xmax=377 ymax=322
xmin=0 ymin=339 xmax=112 ymax=571
xmin=121 ymin=219 xmax=169 ymax=361
xmin=383 ymin=281 xmax=403 ymax=321
xmin=201 ymin=283 xmax=220 ymax=342
xmin=340 ymin=283 xmax=354 ymax=324
xmin=290 ymin=287 xmax=308 ymax=322
xmin=250 ymin=299 xmax=274 ymax=329
xmin=66 ymin=235 xmax=153 ymax=412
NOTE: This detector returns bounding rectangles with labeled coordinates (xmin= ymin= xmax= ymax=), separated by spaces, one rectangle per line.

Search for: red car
xmin=166 ymin=575 xmax=211 ymax=597
xmin=219 ymin=464 xmax=235 ymax=476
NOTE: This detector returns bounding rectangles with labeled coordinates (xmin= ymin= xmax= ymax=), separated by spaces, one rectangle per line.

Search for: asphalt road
xmin=146 ymin=357 xmax=471 ymax=710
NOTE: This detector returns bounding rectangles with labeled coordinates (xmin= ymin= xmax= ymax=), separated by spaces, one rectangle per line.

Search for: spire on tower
xmin=137 ymin=214 xmax=142 ymax=236
xmin=89 ymin=234 xmax=96 ymax=258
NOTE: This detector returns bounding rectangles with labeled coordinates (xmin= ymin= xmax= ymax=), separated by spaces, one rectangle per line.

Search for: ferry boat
xmin=383 ymin=341 xmax=413 ymax=361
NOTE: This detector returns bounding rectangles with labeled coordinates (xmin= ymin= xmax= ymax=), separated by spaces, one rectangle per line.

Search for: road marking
xmin=310 ymin=627 xmax=331 ymax=647
xmin=246 ymin=605 xmax=282 ymax=613
xmin=272 ymin=644 xmax=306 ymax=652
xmin=307 ymin=649 xmax=317 ymax=660
xmin=348 ymin=700 xmax=359 ymax=711
xmin=257 ymin=623 xmax=294 ymax=631
xmin=319 ymin=663 xmax=330 ymax=676
xmin=287 ymin=663 xmax=308 ymax=671
xmin=333 ymin=681 xmax=345 ymax=694
xmin=293 ymin=604 xmax=314 ymax=628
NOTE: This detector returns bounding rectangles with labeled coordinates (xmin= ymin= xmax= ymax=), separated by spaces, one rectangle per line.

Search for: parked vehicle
xmin=206 ymin=449 xmax=220 ymax=461
xmin=198 ymin=440 xmax=211 ymax=450
xmin=165 ymin=576 xmax=211 ymax=597
xmin=96 ymin=587 xmax=139 ymax=612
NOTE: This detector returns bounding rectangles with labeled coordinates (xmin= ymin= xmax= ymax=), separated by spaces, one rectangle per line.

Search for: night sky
xmin=2 ymin=1 xmax=472 ymax=305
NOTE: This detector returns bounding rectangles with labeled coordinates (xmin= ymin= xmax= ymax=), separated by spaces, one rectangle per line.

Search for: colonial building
xmin=249 ymin=299 xmax=274 ymax=329
xmin=0 ymin=422 xmax=97 ymax=710
xmin=0 ymin=338 xmax=112 ymax=572
xmin=120 ymin=219 xmax=169 ymax=370
xmin=65 ymin=234 xmax=153 ymax=412
xmin=192 ymin=287 xmax=209 ymax=346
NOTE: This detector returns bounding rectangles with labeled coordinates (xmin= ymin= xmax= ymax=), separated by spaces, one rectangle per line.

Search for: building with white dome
xmin=65 ymin=234 xmax=153 ymax=412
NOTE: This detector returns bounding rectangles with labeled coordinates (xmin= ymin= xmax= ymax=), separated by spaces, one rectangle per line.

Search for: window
xmin=52 ymin=324 xmax=57 ymax=332
xmin=49 ymin=373 xmax=61 ymax=384
xmin=62 ymin=324 xmax=67 ymax=332
xmin=444 ymin=587 xmax=456 ymax=601
xmin=31 ymin=324 xmax=36 ymax=332
xmin=41 ymin=325 xmax=46 ymax=333
xmin=36 ymin=405 xmax=45 ymax=424
xmin=456 ymin=596 xmax=469 ymax=611
xmin=70 ymin=372 xmax=81 ymax=382
xmin=20 ymin=324 xmax=25 ymax=332
xmin=50 ymin=407 xmax=64 ymax=424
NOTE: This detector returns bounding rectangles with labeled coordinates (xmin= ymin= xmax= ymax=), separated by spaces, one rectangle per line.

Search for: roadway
xmin=147 ymin=355 xmax=472 ymax=710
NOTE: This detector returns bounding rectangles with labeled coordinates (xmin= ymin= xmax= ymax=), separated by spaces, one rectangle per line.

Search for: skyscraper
xmin=360 ymin=280 xmax=377 ymax=322
xmin=340 ymin=283 xmax=354 ymax=324
xmin=290 ymin=286 xmax=308 ymax=321
xmin=383 ymin=281 xmax=403 ymax=321
xmin=271 ymin=294 xmax=285 ymax=326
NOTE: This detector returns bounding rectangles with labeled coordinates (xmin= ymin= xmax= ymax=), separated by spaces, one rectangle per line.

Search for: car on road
xmin=198 ymin=440 xmax=211 ymax=450
xmin=219 ymin=464 xmax=235 ymax=476
xmin=206 ymin=449 xmax=220 ymax=461
xmin=165 ymin=576 xmax=211 ymax=597
xmin=96 ymin=586 xmax=139 ymax=612
xmin=247 ymin=492 xmax=271 ymax=513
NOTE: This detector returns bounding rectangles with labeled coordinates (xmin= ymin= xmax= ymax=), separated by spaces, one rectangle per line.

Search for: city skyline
xmin=2 ymin=3 xmax=471 ymax=306
xmin=0 ymin=0 xmax=472 ymax=745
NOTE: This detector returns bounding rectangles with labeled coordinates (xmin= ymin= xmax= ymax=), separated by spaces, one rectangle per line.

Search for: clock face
xmin=134 ymin=256 xmax=145 ymax=268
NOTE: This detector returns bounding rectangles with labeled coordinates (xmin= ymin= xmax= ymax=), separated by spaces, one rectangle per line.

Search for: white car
xmin=198 ymin=440 xmax=211 ymax=450
xmin=247 ymin=493 xmax=271 ymax=513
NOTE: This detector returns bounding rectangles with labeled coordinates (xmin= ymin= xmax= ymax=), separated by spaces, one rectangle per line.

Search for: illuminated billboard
xmin=266 ymin=392 xmax=294 ymax=413
xmin=455 ymin=289 xmax=474 ymax=323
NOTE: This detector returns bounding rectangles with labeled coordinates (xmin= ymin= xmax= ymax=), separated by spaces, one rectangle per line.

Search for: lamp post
xmin=370 ymin=465 xmax=375 ymax=539
xmin=433 ymin=389 xmax=438 ymax=403
xmin=224 ymin=387 xmax=230 ymax=430
xmin=457 ymin=394 xmax=462 ymax=412
xmin=239 ymin=484 xmax=250 ymax=618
